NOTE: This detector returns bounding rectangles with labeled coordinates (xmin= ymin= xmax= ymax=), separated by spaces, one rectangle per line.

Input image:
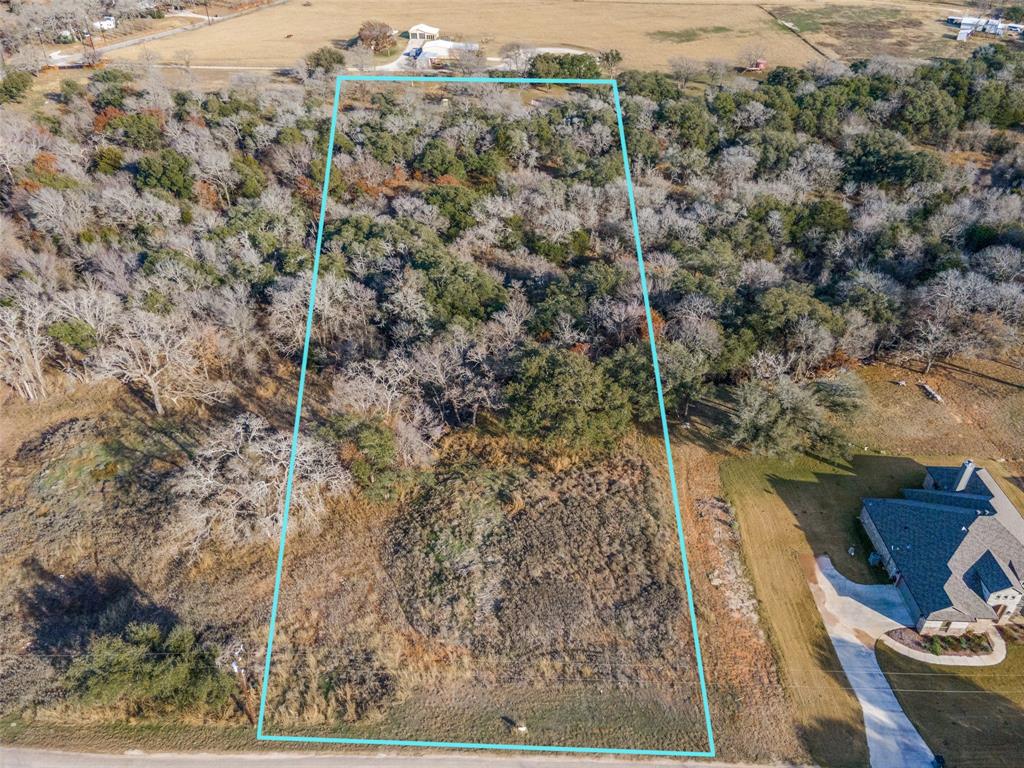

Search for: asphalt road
xmin=0 ymin=747 xmax=810 ymax=768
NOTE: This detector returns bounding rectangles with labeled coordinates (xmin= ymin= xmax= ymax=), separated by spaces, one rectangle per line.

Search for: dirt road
xmin=1 ymin=747 xmax=810 ymax=768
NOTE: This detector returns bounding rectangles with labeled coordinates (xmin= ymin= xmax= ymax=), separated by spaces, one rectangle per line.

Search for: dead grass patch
xmin=261 ymin=430 xmax=712 ymax=750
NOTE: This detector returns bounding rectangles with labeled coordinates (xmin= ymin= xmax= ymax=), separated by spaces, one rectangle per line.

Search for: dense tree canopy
xmin=505 ymin=348 xmax=632 ymax=453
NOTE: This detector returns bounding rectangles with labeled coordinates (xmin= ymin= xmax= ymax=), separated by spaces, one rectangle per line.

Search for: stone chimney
xmin=954 ymin=459 xmax=976 ymax=492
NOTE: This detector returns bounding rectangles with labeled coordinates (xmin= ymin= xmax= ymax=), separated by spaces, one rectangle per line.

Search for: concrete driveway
xmin=809 ymin=556 xmax=934 ymax=768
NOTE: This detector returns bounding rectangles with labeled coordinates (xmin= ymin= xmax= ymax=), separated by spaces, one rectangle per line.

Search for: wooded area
xmin=1 ymin=40 xmax=1023 ymax=757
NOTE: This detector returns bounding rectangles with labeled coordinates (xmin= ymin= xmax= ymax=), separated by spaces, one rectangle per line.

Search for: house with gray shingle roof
xmin=861 ymin=460 xmax=1024 ymax=635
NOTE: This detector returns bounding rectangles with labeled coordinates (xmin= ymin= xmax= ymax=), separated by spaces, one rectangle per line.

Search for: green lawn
xmin=721 ymin=453 xmax=883 ymax=768
xmin=649 ymin=26 xmax=731 ymax=43
xmin=774 ymin=5 xmax=902 ymax=34
xmin=722 ymin=451 xmax=1024 ymax=768
xmin=878 ymin=637 xmax=1024 ymax=768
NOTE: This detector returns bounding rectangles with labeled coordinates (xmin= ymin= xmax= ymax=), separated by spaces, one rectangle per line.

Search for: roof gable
xmin=901 ymin=487 xmax=995 ymax=512
xmin=965 ymin=550 xmax=1015 ymax=597
xmin=864 ymin=462 xmax=1024 ymax=622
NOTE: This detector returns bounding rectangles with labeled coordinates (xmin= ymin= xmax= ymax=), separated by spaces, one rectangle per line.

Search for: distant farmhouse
xmin=861 ymin=460 xmax=1024 ymax=636
xmin=408 ymin=23 xmax=441 ymax=41
xmin=402 ymin=22 xmax=478 ymax=70
xmin=946 ymin=14 xmax=1024 ymax=41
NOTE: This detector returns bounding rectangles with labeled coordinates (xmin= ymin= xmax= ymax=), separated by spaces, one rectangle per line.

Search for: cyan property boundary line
xmin=256 ymin=74 xmax=717 ymax=759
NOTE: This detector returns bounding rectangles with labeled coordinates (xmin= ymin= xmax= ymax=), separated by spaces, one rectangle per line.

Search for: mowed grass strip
xmin=721 ymin=454 xmax=874 ymax=768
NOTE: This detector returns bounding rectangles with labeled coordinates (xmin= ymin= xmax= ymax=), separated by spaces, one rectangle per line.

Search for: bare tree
xmin=484 ymin=286 xmax=533 ymax=354
xmin=175 ymin=49 xmax=194 ymax=71
xmin=88 ymin=310 xmax=227 ymax=414
xmin=787 ymin=316 xmax=835 ymax=377
xmin=0 ymin=113 xmax=47 ymax=188
xmin=52 ymin=279 xmax=123 ymax=374
xmin=972 ymin=245 xmax=1024 ymax=283
xmin=348 ymin=42 xmax=374 ymax=73
xmin=705 ymin=59 xmax=732 ymax=86
xmin=499 ymin=42 xmax=530 ymax=73
xmin=412 ymin=329 xmax=498 ymax=426
xmin=0 ymin=292 xmax=56 ymax=400
xmin=454 ymin=46 xmax=487 ymax=75
xmin=172 ymin=413 xmax=351 ymax=551
xmin=26 ymin=187 xmax=90 ymax=241
xmin=393 ymin=400 xmax=447 ymax=466
xmin=268 ymin=272 xmax=379 ymax=360
xmin=669 ymin=57 xmax=702 ymax=86
xmin=905 ymin=313 xmax=962 ymax=374
xmin=587 ymin=295 xmax=647 ymax=346
xmin=739 ymin=45 xmax=767 ymax=70
xmin=331 ymin=357 xmax=414 ymax=417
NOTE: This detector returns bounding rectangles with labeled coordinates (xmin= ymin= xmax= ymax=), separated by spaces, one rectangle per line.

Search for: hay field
xmin=105 ymin=0 xmax=820 ymax=70
xmin=103 ymin=0 xmax=993 ymax=73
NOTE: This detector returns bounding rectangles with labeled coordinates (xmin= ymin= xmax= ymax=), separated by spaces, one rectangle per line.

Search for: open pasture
xmin=103 ymin=0 xmax=996 ymax=74
xmin=105 ymin=0 xmax=818 ymax=70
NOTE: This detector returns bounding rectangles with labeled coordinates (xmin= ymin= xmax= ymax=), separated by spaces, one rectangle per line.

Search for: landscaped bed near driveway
xmin=878 ymin=631 xmax=1024 ymax=768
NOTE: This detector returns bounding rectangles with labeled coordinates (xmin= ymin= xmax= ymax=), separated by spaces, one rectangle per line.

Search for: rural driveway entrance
xmin=809 ymin=556 xmax=934 ymax=768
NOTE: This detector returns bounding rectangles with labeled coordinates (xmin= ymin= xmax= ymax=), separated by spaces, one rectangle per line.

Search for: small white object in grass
xmin=848 ymin=546 xmax=855 ymax=557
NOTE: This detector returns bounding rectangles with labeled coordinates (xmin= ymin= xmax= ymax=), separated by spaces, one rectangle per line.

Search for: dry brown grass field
xmin=259 ymin=424 xmax=789 ymax=755
xmin=101 ymin=0 xmax=991 ymax=73
xmin=104 ymin=0 xmax=812 ymax=70
xmin=0 ymin=384 xmax=800 ymax=760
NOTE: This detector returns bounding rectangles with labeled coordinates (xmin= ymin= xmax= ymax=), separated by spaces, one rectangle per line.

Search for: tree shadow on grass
xmin=17 ymin=558 xmax=178 ymax=662
xmin=767 ymin=454 xmax=928 ymax=581
xmin=935 ymin=359 xmax=1024 ymax=392
xmin=797 ymin=716 xmax=872 ymax=768
xmin=789 ymin=625 xmax=873 ymax=767
xmin=667 ymin=393 xmax=734 ymax=454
